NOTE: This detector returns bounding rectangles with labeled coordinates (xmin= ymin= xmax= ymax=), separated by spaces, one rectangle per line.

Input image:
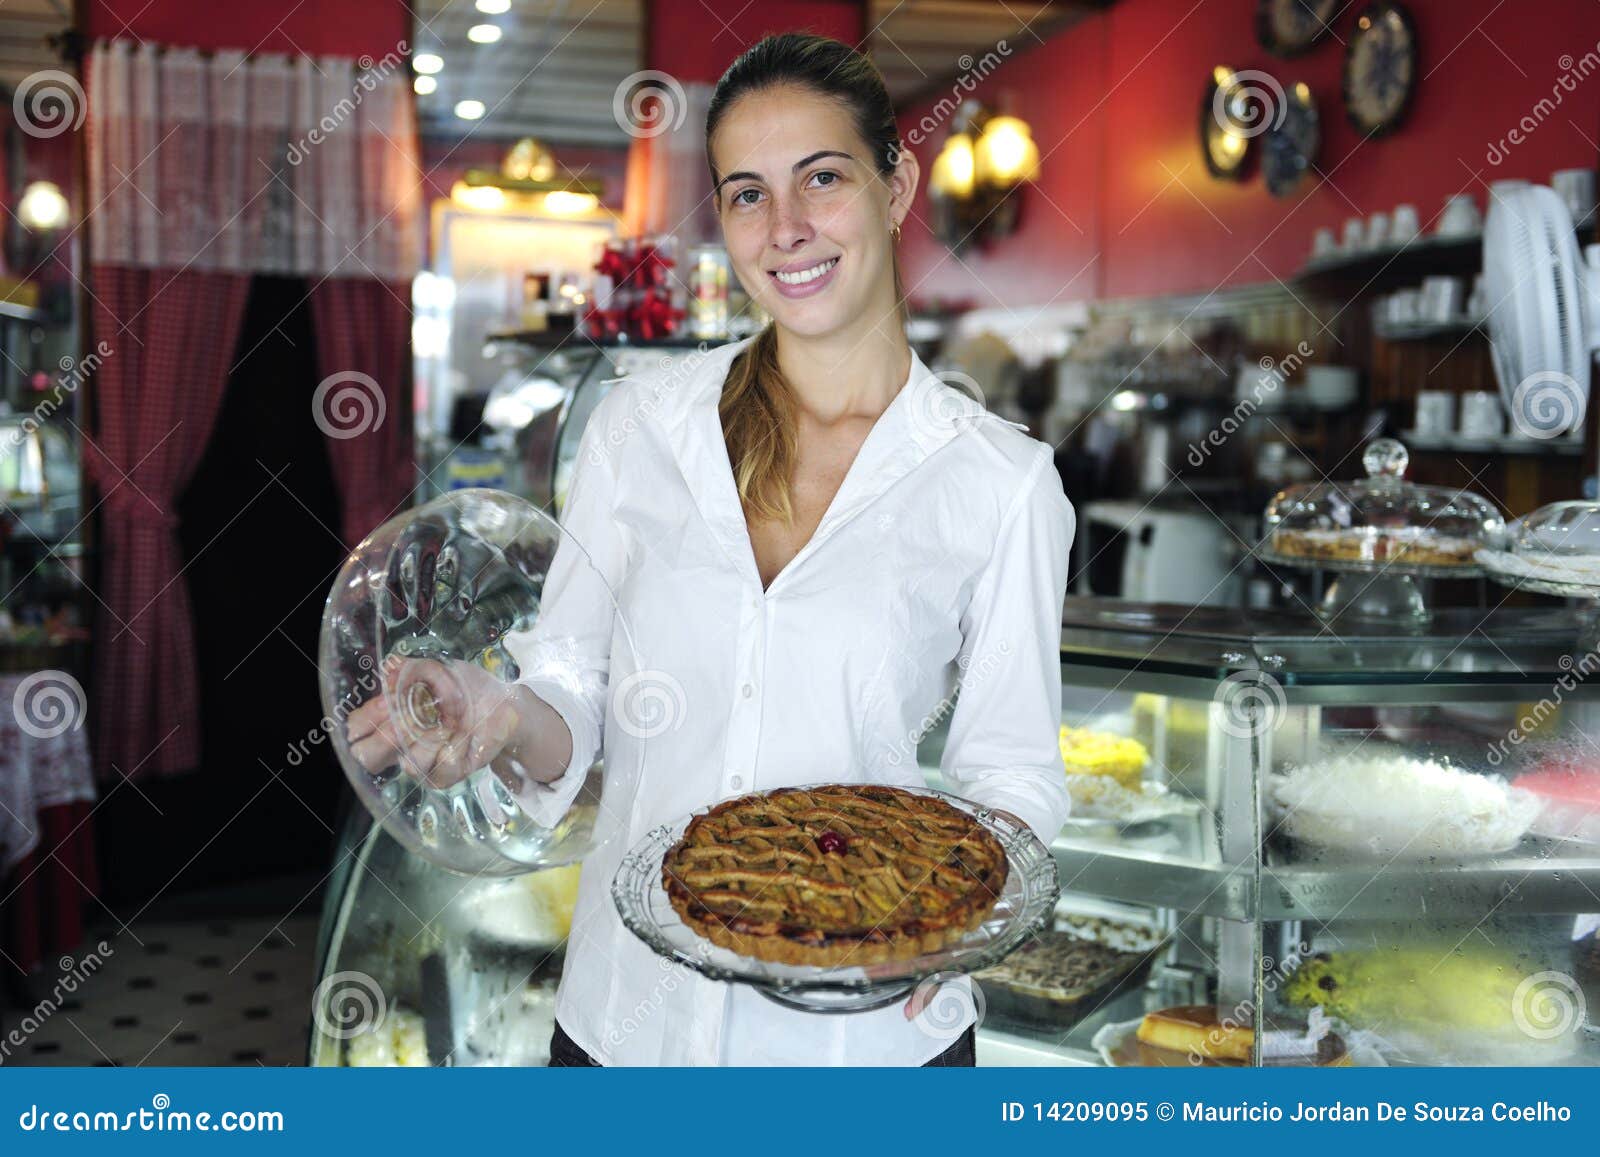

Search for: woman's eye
xmin=807 ymin=170 xmax=840 ymax=188
xmin=731 ymin=188 xmax=761 ymax=207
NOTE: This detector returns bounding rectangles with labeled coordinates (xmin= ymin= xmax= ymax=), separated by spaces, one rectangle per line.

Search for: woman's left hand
xmin=902 ymin=805 xmax=1029 ymax=1020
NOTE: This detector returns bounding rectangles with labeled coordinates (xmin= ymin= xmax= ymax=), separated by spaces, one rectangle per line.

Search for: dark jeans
xmin=548 ymin=1018 xmax=977 ymax=1067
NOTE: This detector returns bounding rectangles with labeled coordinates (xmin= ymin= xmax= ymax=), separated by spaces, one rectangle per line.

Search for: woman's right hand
xmin=344 ymin=657 xmax=537 ymax=790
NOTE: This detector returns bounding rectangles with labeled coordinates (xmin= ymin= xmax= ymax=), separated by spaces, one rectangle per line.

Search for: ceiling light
xmin=455 ymin=100 xmax=487 ymax=121
xmin=413 ymin=75 xmax=437 ymax=95
xmin=468 ymin=24 xmax=502 ymax=44
xmin=542 ymin=190 xmax=599 ymax=216
xmin=476 ymin=0 xmax=511 ymax=11
xmin=413 ymin=53 xmax=443 ymax=75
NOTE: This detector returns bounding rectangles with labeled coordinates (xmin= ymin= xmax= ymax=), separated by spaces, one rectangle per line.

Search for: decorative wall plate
xmin=1343 ymin=1 xmax=1418 ymax=137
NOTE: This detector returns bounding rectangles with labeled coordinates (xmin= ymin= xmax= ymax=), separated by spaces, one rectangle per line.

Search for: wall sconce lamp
xmin=928 ymin=100 xmax=1040 ymax=253
xmin=1202 ymin=66 xmax=1254 ymax=180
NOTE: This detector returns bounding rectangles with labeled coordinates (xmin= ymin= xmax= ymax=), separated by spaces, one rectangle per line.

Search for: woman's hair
xmin=705 ymin=32 xmax=908 ymax=525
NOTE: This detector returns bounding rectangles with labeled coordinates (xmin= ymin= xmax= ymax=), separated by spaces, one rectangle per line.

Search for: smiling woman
xmin=704 ymin=32 xmax=919 ymax=528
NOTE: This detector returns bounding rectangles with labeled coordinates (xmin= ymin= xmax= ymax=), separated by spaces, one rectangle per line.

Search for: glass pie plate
xmin=610 ymin=783 xmax=1060 ymax=1014
xmin=1477 ymin=501 xmax=1600 ymax=649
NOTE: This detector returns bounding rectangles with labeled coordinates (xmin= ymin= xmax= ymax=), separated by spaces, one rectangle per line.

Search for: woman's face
xmin=710 ymin=85 xmax=917 ymax=341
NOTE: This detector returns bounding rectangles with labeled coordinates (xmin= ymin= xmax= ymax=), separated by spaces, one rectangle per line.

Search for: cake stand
xmin=1478 ymin=549 xmax=1600 ymax=652
xmin=610 ymin=785 xmax=1060 ymax=1013
xmin=1256 ymin=545 xmax=1482 ymax=626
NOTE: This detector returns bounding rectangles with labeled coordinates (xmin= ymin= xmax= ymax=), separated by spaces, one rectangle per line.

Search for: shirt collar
xmin=648 ymin=333 xmax=999 ymax=592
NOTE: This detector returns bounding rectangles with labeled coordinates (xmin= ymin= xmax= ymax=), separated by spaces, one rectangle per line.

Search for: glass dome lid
xmin=1505 ymin=500 xmax=1600 ymax=559
xmin=318 ymin=489 xmax=636 ymax=877
xmin=1263 ymin=438 xmax=1505 ymax=571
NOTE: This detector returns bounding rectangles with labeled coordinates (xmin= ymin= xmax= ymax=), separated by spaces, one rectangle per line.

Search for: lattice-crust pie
xmin=661 ymin=784 xmax=1010 ymax=967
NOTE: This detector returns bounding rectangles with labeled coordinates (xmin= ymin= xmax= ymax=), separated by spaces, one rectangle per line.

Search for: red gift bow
xmin=628 ymin=288 xmax=684 ymax=340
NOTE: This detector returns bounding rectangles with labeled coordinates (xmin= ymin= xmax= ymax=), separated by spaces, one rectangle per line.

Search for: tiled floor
xmin=2 ymin=915 xmax=320 ymax=1067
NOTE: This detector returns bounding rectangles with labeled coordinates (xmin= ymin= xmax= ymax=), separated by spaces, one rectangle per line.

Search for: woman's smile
xmin=769 ymin=254 xmax=841 ymax=298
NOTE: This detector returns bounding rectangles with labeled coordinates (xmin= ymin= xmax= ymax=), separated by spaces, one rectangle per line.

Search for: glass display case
xmin=311 ymin=597 xmax=1600 ymax=1067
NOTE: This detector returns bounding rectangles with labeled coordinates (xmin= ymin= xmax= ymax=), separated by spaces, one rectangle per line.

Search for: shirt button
xmin=729 ymin=775 xmax=743 ymax=789
xmin=741 ymin=682 xmax=753 ymax=698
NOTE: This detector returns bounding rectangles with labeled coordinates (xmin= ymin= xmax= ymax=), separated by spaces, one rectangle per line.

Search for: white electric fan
xmin=1482 ymin=183 xmax=1600 ymax=442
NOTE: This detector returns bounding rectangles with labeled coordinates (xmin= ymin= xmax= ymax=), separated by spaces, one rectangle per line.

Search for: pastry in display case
xmin=311 ymin=591 xmax=1600 ymax=1066
xmin=1260 ymin=437 xmax=1505 ymax=623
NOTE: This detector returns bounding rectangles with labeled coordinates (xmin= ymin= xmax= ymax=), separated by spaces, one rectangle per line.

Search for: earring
xmin=890 ymin=220 xmax=902 ymax=243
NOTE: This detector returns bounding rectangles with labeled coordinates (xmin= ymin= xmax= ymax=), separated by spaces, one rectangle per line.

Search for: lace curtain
xmin=87 ymin=39 xmax=421 ymax=279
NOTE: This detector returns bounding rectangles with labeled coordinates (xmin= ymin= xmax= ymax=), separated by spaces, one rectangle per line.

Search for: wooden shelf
xmin=1296 ymin=232 xmax=1483 ymax=293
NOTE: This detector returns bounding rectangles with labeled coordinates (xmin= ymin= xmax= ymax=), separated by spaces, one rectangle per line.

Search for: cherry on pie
xmin=661 ymin=784 xmax=1010 ymax=966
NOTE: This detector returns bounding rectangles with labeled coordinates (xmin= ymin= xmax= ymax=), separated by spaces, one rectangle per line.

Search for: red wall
xmin=647 ymin=0 xmax=863 ymax=83
xmin=898 ymin=0 xmax=1600 ymax=307
xmin=85 ymin=0 xmax=407 ymax=56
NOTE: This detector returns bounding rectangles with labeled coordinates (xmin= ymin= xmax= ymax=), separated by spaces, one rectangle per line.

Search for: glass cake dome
xmin=1505 ymin=501 xmax=1600 ymax=561
xmin=318 ymin=489 xmax=635 ymax=877
xmin=1261 ymin=438 xmax=1506 ymax=622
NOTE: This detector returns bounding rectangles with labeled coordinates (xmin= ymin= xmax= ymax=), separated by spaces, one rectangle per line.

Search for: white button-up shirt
xmin=502 ymin=333 xmax=1075 ymax=1065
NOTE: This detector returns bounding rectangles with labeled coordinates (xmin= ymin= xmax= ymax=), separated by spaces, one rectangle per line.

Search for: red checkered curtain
xmin=309 ymin=280 xmax=415 ymax=546
xmin=83 ymin=269 xmax=250 ymax=780
xmin=84 ymin=41 xmax=421 ymax=781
